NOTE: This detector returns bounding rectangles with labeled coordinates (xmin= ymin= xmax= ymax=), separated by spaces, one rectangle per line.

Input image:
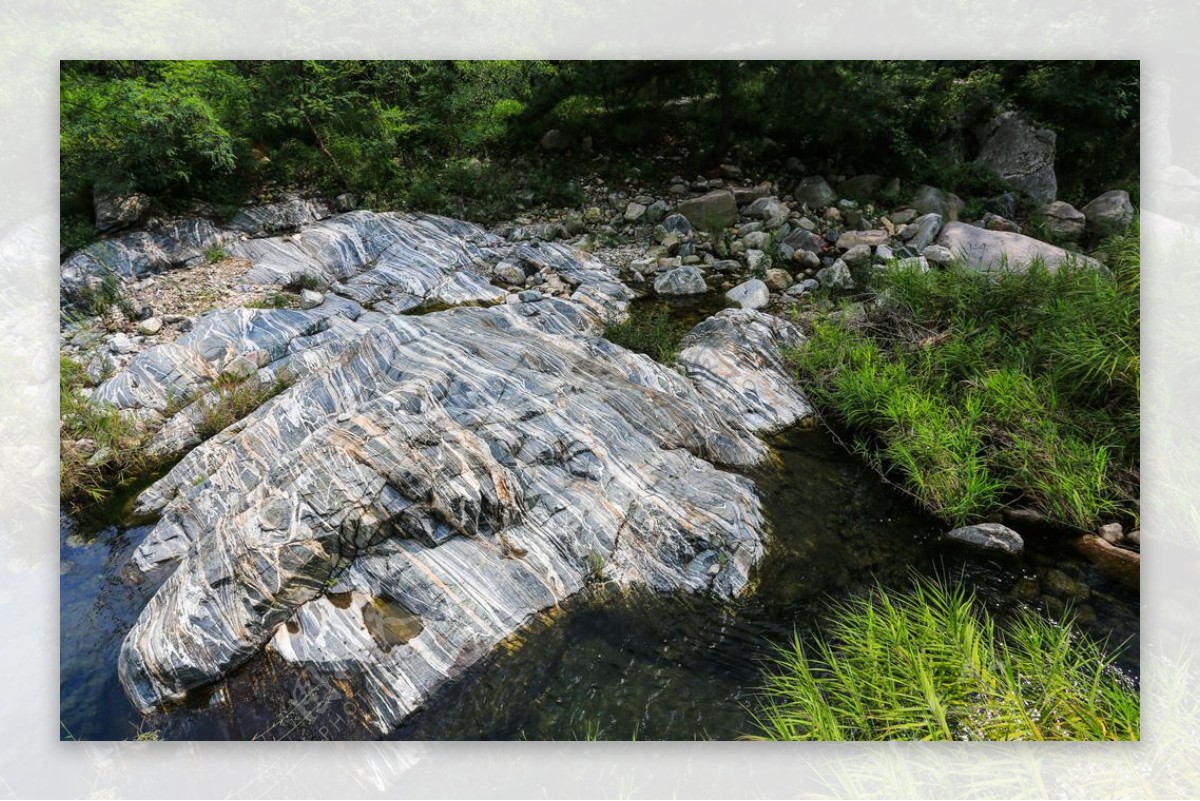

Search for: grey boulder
xmin=94 ymin=189 xmax=149 ymax=234
xmin=795 ymin=176 xmax=836 ymax=209
xmin=1032 ymin=201 xmax=1086 ymax=244
xmin=975 ymin=111 xmax=1058 ymax=204
xmin=725 ymin=278 xmax=770 ymax=310
xmin=1081 ymin=190 xmax=1135 ymax=238
xmin=653 ymin=265 xmax=708 ymax=296
xmin=911 ymin=186 xmax=965 ymax=221
xmin=816 ymin=259 xmax=855 ymax=290
xmin=937 ymin=222 xmax=1102 ymax=273
xmin=677 ymin=190 xmax=738 ymax=231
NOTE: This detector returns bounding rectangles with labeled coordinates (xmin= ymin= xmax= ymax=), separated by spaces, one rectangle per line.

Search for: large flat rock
xmin=102 ymin=212 xmax=813 ymax=734
xmin=936 ymin=222 xmax=1102 ymax=273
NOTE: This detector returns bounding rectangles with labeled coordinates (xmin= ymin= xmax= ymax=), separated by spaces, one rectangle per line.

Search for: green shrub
xmin=788 ymin=223 xmax=1139 ymax=530
xmin=750 ymin=577 xmax=1139 ymax=741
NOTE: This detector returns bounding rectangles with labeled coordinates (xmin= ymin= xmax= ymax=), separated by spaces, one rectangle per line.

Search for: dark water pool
xmin=59 ymin=424 xmax=1139 ymax=741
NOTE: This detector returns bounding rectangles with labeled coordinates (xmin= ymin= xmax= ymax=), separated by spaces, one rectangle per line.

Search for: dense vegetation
xmin=787 ymin=222 xmax=1139 ymax=532
xmin=60 ymin=60 xmax=1138 ymax=250
xmin=752 ymin=578 xmax=1139 ymax=741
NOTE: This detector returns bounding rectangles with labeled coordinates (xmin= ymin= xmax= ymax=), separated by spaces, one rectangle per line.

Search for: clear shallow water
xmin=59 ymin=426 xmax=1139 ymax=741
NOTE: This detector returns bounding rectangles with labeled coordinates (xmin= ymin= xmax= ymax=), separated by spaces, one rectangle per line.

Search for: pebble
xmin=137 ymin=317 xmax=163 ymax=336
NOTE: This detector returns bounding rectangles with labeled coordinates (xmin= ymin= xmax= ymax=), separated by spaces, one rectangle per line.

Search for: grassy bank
xmin=786 ymin=222 xmax=1139 ymax=531
xmin=60 ymin=355 xmax=294 ymax=511
xmin=751 ymin=578 xmax=1139 ymax=741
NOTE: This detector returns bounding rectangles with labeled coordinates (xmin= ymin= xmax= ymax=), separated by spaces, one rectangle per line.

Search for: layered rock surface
xmin=90 ymin=209 xmax=812 ymax=733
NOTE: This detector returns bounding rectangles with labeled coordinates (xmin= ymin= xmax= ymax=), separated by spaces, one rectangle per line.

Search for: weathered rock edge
xmin=102 ymin=210 xmax=813 ymax=733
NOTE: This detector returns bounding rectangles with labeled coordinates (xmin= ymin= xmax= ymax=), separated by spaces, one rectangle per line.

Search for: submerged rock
xmin=943 ymin=523 xmax=1024 ymax=556
xmin=108 ymin=211 xmax=810 ymax=734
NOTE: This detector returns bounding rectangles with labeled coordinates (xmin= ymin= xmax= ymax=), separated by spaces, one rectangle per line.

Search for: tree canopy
xmin=60 ymin=60 xmax=1139 ymax=249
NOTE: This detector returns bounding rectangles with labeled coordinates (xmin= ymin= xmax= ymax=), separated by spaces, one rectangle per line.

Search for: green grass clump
xmin=59 ymin=355 xmax=156 ymax=510
xmin=244 ymin=292 xmax=300 ymax=309
xmin=603 ymin=303 xmax=691 ymax=364
xmin=787 ymin=222 xmax=1139 ymax=531
xmin=193 ymin=370 xmax=295 ymax=441
xmin=204 ymin=244 xmax=228 ymax=264
xmin=750 ymin=578 xmax=1139 ymax=741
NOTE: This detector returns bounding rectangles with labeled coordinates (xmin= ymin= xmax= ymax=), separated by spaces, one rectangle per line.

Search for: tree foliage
xmin=60 ymin=60 xmax=1139 ymax=249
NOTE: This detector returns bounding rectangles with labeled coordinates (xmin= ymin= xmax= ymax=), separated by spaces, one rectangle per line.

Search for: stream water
xmin=59 ymin=297 xmax=1140 ymax=741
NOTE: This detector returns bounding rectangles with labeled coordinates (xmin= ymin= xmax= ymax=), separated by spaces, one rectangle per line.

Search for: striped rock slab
xmin=98 ymin=211 xmax=811 ymax=733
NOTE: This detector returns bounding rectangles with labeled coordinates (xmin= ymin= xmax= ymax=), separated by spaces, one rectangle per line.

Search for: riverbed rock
xmin=1081 ymin=190 xmax=1135 ymax=238
xmin=922 ymin=244 xmax=953 ymax=266
xmin=816 ymin=259 xmax=855 ymax=290
xmin=661 ymin=213 xmax=692 ymax=235
xmin=677 ymin=190 xmax=738 ymax=231
xmin=943 ymin=523 xmax=1024 ymax=556
xmin=494 ymin=260 xmax=527 ymax=285
xmin=107 ymin=210 xmax=810 ymax=734
xmin=782 ymin=228 xmax=828 ymax=255
xmin=983 ymin=213 xmax=1021 ymax=233
xmin=540 ymin=129 xmax=572 ymax=151
xmin=94 ymin=189 xmax=150 ymax=234
xmin=725 ymin=278 xmax=770 ymax=310
xmin=1032 ymin=200 xmax=1086 ymax=244
xmin=624 ymin=201 xmax=647 ymax=222
xmin=795 ymin=176 xmax=836 ymax=209
xmin=911 ymin=185 xmax=965 ymax=221
xmin=836 ymin=229 xmax=889 ymax=250
xmin=128 ymin=316 xmax=158 ymax=337
xmin=836 ymin=174 xmax=886 ymax=202
xmin=936 ymin=222 xmax=1102 ymax=273
xmin=61 ymin=219 xmax=232 ymax=304
xmin=905 ymin=213 xmax=944 ymax=252
xmin=763 ymin=268 xmax=792 ymax=292
xmin=230 ymin=196 xmax=331 ymax=237
xmin=746 ymin=249 xmax=772 ymax=275
xmin=840 ymin=244 xmax=871 ymax=267
xmin=976 ymin=111 xmax=1058 ymax=203
xmin=675 ymin=309 xmax=812 ymax=432
xmin=653 ymin=265 xmax=708 ymax=296
xmin=747 ymin=196 xmax=788 ymax=228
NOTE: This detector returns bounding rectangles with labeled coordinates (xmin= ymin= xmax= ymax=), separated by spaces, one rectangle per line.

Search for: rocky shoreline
xmin=60 ymin=111 xmax=1138 ymax=734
